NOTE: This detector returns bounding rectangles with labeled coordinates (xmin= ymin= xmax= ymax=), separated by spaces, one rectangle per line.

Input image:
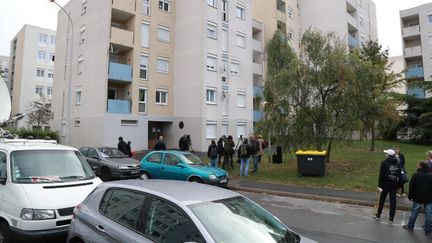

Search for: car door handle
xmin=95 ymin=225 xmax=106 ymax=233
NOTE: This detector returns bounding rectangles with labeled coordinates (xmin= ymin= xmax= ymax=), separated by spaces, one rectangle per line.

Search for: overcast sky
xmin=0 ymin=0 xmax=431 ymax=57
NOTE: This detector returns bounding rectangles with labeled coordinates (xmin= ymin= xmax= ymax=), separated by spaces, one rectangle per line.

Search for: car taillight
xmin=72 ymin=204 xmax=81 ymax=219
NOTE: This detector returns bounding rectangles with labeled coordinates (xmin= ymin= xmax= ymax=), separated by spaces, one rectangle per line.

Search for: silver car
xmin=67 ymin=180 xmax=316 ymax=243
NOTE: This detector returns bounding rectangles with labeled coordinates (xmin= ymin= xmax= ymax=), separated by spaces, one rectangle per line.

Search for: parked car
xmin=140 ymin=150 xmax=229 ymax=186
xmin=0 ymin=138 xmax=102 ymax=243
xmin=67 ymin=180 xmax=316 ymax=243
xmin=79 ymin=146 xmax=140 ymax=181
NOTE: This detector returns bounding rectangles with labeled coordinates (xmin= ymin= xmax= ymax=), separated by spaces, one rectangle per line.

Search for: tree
xmin=26 ymin=98 xmax=54 ymax=129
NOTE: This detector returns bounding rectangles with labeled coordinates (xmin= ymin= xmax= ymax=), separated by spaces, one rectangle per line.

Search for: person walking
xmin=207 ymin=140 xmax=219 ymax=167
xmin=223 ymin=135 xmax=235 ymax=170
xmin=239 ymin=138 xmax=252 ymax=176
xmin=154 ymin=136 xmax=166 ymax=151
xmin=217 ymin=135 xmax=226 ymax=167
xmin=117 ymin=137 xmax=128 ymax=155
xmin=393 ymin=146 xmax=407 ymax=197
xmin=373 ymin=149 xmax=402 ymax=223
xmin=402 ymin=162 xmax=432 ymax=235
xmin=126 ymin=141 xmax=132 ymax=157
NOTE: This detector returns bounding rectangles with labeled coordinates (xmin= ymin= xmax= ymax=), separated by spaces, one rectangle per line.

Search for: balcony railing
xmin=348 ymin=35 xmax=359 ymax=48
xmin=253 ymin=39 xmax=263 ymax=52
xmin=112 ymin=0 xmax=135 ymax=14
xmin=253 ymin=111 xmax=264 ymax=122
xmin=402 ymin=25 xmax=420 ymax=37
xmin=107 ymin=99 xmax=131 ymax=114
xmin=404 ymin=46 xmax=422 ymax=58
xmin=405 ymin=67 xmax=424 ymax=79
xmin=110 ymin=27 xmax=134 ymax=49
xmin=407 ymin=86 xmax=425 ymax=99
xmin=108 ymin=62 xmax=132 ymax=82
xmin=253 ymin=63 xmax=263 ymax=75
xmin=253 ymin=85 xmax=263 ymax=97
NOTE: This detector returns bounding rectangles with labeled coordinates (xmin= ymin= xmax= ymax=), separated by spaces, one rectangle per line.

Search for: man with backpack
xmin=217 ymin=136 xmax=226 ymax=167
xmin=239 ymin=138 xmax=252 ymax=176
xmin=223 ymin=135 xmax=235 ymax=170
xmin=373 ymin=149 xmax=402 ymax=223
xmin=207 ymin=140 xmax=219 ymax=167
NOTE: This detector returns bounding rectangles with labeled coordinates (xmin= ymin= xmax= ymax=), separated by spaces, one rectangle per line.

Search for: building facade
xmin=0 ymin=56 xmax=9 ymax=84
xmin=8 ymin=25 xmax=56 ymax=129
xmin=52 ymin=0 xmax=260 ymax=151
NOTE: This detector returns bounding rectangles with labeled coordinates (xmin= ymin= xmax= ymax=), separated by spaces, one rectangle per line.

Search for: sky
xmin=0 ymin=0 xmax=431 ymax=57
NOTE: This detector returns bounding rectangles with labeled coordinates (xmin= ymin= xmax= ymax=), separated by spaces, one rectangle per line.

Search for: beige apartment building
xmin=8 ymin=25 xmax=56 ymax=129
xmin=52 ymin=0 xmax=261 ymax=151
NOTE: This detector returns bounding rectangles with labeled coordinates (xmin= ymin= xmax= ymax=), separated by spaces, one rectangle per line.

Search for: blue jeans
xmin=240 ymin=158 xmax=250 ymax=176
xmin=210 ymin=157 xmax=218 ymax=167
xmin=407 ymin=202 xmax=432 ymax=233
xmin=253 ymin=155 xmax=261 ymax=173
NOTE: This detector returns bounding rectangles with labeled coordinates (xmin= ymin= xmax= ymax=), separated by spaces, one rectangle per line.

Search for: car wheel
xmin=189 ymin=177 xmax=203 ymax=183
xmin=0 ymin=222 xmax=11 ymax=243
xmin=100 ymin=167 xmax=112 ymax=182
xmin=139 ymin=171 xmax=151 ymax=180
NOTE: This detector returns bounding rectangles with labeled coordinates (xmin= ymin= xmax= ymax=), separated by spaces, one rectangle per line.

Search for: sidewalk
xmin=227 ymin=177 xmax=412 ymax=211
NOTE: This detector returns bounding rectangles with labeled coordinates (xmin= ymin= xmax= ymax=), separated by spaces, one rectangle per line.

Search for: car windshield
xmin=11 ymin=150 xmax=95 ymax=183
xmin=182 ymin=153 xmax=206 ymax=166
xmin=188 ymin=196 xmax=300 ymax=243
xmin=99 ymin=148 xmax=127 ymax=158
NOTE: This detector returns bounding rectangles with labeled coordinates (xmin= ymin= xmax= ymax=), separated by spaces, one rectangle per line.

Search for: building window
xmin=36 ymin=68 xmax=45 ymax=77
xmin=237 ymin=91 xmax=246 ymax=108
xmin=156 ymin=90 xmax=168 ymax=105
xmin=80 ymin=25 xmax=86 ymax=44
xmin=207 ymin=0 xmax=217 ymax=8
xmin=288 ymin=7 xmax=293 ymax=18
xmin=50 ymin=36 xmax=56 ymax=45
xmin=37 ymin=51 xmax=46 ymax=62
xmin=207 ymin=22 xmax=217 ymax=39
xmin=277 ymin=0 xmax=286 ymax=13
xmin=48 ymin=70 xmax=54 ymax=79
xmin=47 ymin=87 xmax=53 ymax=96
xmin=222 ymin=28 xmax=228 ymax=51
xmin=236 ymin=122 xmax=246 ymax=138
xmin=39 ymin=34 xmax=48 ymax=45
xmin=359 ymin=14 xmax=364 ymax=26
xmin=222 ymin=0 xmax=228 ymax=21
xmin=236 ymin=32 xmax=246 ymax=48
xmin=206 ymin=55 xmax=217 ymax=71
xmin=143 ymin=0 xmax=150 ymax=16
xmin=222 ymin=59 xmax=228 ymax=82
xmin=78 ymin=56 xmax=84 ymax=74
xmin=159 ymin=0 xmax=170 ymax=12
xmin=230 ymin=60 xmax=240 ymax=75
xmin=206 ymin=88 xmax=217 ymax=104
xmin=49 ymin=53 xmax=55 ymax=63
xmin=141 ymin=22 xmax=150 ymax=48
xmin=221 ymin=123 xmax=228 ymax=136
xmin=76 ymin=90 xmax=82 ymax=105
xmin=81 ymin=0 xmax=87 ymax=15
xmin=206 ymin=121 xmax=217 ymax=139
xmin=138 ymin=88 xmax=147 ymax=113
xmin=140 ymin=55 xmax=149 ymax=79
xmin=236 ymin=5 xmax=245 ymax=20
xmin=428 ymin=15 xmax=432 ymax=24
xmin=157 ymin=26 xmax=170 ymax=43
xmin=156 ymin=58 xmax=169 ymax=73
xmin=287 ymin=29 xmax=294 ymax=40
xmin=35 ymin=86 xmax=44 ymax=96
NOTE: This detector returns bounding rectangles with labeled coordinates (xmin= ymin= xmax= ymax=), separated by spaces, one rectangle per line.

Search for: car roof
xmin=0 ymin=140 xmax=76 ymax=152
xmin=101 ymin=179 xmax=239 ymax=206
xmin=148 ymin=150 xmax=192 ymax=155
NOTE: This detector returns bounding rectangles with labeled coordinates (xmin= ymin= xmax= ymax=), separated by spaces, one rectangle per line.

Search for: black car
xmin=79 ymin=146 xmax=140 ymax=181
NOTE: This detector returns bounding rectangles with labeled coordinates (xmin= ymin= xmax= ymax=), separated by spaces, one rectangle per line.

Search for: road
xmin=241 ymin=191 xmax=430 ymax=243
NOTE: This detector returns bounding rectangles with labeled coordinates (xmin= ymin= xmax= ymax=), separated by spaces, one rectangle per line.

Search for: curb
xmin=227 ymin=185 xmax=412 ymax=212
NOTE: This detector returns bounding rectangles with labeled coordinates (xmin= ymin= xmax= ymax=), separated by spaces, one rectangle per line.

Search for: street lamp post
xmin=50 ymin=0 xmax=73 ymax=145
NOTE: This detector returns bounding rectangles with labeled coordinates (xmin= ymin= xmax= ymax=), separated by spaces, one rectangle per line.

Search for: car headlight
xmin=118 ymin=165 xmax=130 ymax=169
xmin=209 ymin=174 xmax=217 ymax=180
xmin=20 ymin=209 xmax=56 ymax=220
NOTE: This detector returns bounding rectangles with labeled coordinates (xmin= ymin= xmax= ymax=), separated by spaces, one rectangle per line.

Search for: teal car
xmin=139 ymin=150 xmax=229 ymax=186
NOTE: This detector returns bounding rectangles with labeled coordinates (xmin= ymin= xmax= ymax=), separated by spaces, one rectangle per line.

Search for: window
xmin=36 ymin=68 xmax=45 ymax=77
xmin=156 ymin=58 xmax=169 ymax=73
xmin=236 ymin=5 xmax=245 ymax=20
xmin=288 ymin=7 xmax=293 ymax=18
xmin=222 ymin=28 xmax=228 ymax=51
xmin=80 ymin=25 xmax=86 ymax=44
xmin=147 ymin=153 xmax=163 ymax=163
xmin=39 ymin=34 xmax=48 ymax=45
xmin=49 ymin=53 xmax=55 ymax=63
xmin=237 ymin=123 xmax=247 ymax=138
xmin=140 ymin=55 xmax=149 ymax=79
xmin=76 ymin=90 xmax=82 ymax=105
xmin=78 ymin=56 xmax=84 ymax=74
xmin=206 ymin=55 xmax=217 ymax=71
xmin=35 ymin=86 xmax=43 ymax=96
xmin=37 ymin=51 xmax=46 ymax=62
xmin=237 ymin=91 xmax=246 ymax=108
xmin=206 ymin=121 xmax=217 ymax=139
xmin=236 ymin=32 xmax=246 ymax=48
xmin=277 ymin=0 xmax=286 ymax=13
xmin=230 ymin=60 xmax=240 ymax=75
xmin=157 ymin=26 xmax=170 ymax=43
xmin=428 ymin=14 xmax=432 ymax=24
xmin=50 ymin=36 xmax=56 ymax=45
xmin=81 ymin=0 xmax=87 ymax=15
xmin=48 ymin=70 xmax=54 ymax=79
xmin=141 ymin=22 xmax=150 ymax=48
xmin=100 ymin=189 xmax=147 ymax=232
xmin=159 ymin=0 xmax=170 ymax=12
xmin=164 ymin=154 xmax=181 ymax=166
xmin=156 ymin=90 xmax=168 ymax=105
xmin=222 ymin=0 xmax=228 ymax=21
xmin=207 ymin=0 xmax=217 ymax=7
xmin=207 ymin=22 xmax=217 ymax=39
xmin=206 ymin=88 xmax=217 ymax=104
xmin=121 ymin=120 xmax=138 ymax=126
xmin=143 ymin=0 xmax=150 ymax=16
xmin=222 ymin=59 xmax=228 ymax=82
xmin=47 ymin=87 xmax=53 ymax=96
xmin=138 ymin=88 xmax=147 ymax=113
xmin=359 ymin=14 xmax=364 ymax=26
xmin=0 ymin=152 xmax=6 ymax=178
xmin=221 ymin=123 xmax=228 ymax=135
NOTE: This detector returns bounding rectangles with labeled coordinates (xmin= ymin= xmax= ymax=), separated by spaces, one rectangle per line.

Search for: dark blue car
xmin=140 ymin=150 xmax=229 ymax=186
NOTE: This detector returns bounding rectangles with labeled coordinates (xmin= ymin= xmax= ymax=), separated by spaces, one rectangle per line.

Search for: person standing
xmin=253 ymin=135 xmax=265 ymax=174
xmin=223 ymin=135 xmax=235 ymax=170
xmin=239 ymin=138 xmax=252 ymax=176
xmin=426 ymin=151 xmax=432 ymax=173
xmin=402 ymin=162 xmax=432 ymax=235
xmin=117 ymin=137 xmax=128 ymax=155
xmin=373 ymin=149 xmax=402 ymax=223
xmin=207 ymin=140 xmax=219 ymax=167
xmin=217 ymin=136 xmax=226 ymax=167
xmin=126 ymin=141 xmax=132 ymax=157
xmin=393 ymin=146 xmax=407 ymax=197
xmin=154 ymin=136 xmax=166 ymax=150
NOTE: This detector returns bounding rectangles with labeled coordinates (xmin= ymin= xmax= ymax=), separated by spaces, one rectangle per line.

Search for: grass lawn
xmin=222 ymin=140 xmax=431 ymax=192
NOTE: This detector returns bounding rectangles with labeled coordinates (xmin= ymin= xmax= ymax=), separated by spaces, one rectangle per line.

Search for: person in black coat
xmin=403 ymin=162 xmax=432 ymax=234
xmin=154 ymin=136 xmax=166 ymax=151
xmin=393 ymin=146 xmax=407 ymax=197
xmin=117 ymin=137 xmax=128 ymax=155
xmin=207 ymin=140 xmax=219 ymax=167
xmin=217 ymin=136 xmax=226 ymax=167
xmin=239 ymin=138 xmax=252 ymax=176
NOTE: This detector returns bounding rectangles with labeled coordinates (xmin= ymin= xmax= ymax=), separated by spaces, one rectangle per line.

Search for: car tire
xmin=189 ymin=177 xmax=203 ymax=183
xmin=100 ymin=167 xmax=112 ymax=182
xmin=0 ymin=222 xmax=11 ymax=243
xmin=139 ymin=171 xmax=151 ymax=180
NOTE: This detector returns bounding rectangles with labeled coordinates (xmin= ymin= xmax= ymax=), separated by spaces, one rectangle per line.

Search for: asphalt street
xmin=241 ymin=191 xmax=430 ymax=243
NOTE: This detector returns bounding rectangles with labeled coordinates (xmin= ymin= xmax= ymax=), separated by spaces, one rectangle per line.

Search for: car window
xmin=147 ymin=153 xmax=163 ymax=164
xmin=87 ymin=148 xmax=99 ymax=158
xmin=79 ymin=147 xmax=89 ymax=156
xmin=164 ymin=154 xmax=181 ymax=166
xmin=0 ymin=152 xmax=6 ymax=178
xmin=100 ymin=188 xmax=147 ymax=232
xmin=182 ymin=153 xmax=206 ymax=166
xmin=142 ymin=198 xmax=204 ymax=243
xmin=99 ymin=148 xmax=127 ymax=158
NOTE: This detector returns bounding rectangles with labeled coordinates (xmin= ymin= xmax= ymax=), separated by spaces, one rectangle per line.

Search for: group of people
xmin=207 ymin=134 xmax=266 ymax=176
xmin=117 ymin=136 xmax=134 ymax=157
xmin=374 ymin=147 xmax=432 ymax=236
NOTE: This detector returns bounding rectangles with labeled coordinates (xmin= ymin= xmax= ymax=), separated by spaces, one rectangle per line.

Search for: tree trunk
xmin=326 ymin=138 xmax=333 ymax=163
xmin=370 ymin=126 xmax=376 ymax=152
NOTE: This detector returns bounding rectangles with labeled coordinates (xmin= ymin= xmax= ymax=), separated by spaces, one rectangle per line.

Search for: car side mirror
xmin=0 ymin=177 xmax=6 ymax=185
xmin=176 ymin=163 xmax=185 ymax=168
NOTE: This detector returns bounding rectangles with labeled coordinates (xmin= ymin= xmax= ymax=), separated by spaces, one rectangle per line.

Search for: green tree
xmin=26 ymin=98 xmax=54 ymax=129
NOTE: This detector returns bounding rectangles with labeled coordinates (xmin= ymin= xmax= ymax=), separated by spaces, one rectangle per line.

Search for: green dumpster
xmin=295 ymin=150 xmax=327 ymax=177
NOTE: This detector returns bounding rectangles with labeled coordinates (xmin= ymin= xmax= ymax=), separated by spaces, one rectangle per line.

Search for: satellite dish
xmin=0 ymin=75 xmax=11 ymax=122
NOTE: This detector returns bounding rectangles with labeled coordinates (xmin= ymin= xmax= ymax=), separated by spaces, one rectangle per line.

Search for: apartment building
xmin=52 ymin=0 xmax=260 ymax=151
xmin=400 ymin=3 xmax=432 ymax=99
xmin=8 ymin=25 xmax=56 ymax=129
xmin=0 ymin=56 xmax=9 ymax=84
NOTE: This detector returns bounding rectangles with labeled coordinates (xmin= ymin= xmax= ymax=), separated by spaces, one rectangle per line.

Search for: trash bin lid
xmin=295 ymin=150 xmax=327 ymax=156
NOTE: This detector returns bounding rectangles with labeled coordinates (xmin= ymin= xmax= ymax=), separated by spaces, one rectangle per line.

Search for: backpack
xmin=210 ymin=147 xmax=218 ymax=157
xmin=240 ymin=145 xmax=248 ymax=157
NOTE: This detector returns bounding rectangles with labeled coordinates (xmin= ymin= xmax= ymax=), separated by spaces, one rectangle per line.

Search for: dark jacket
xmin=378 ymin=156 xmax=402 ymax=189
xmin=239 ymin=144 xmax=252 ymax=159
xmin=117 ymin=141 xmax=128 ymax=155
xmin=217 ymin=138 xmax=225 ymax=155
xmin=207 ymin=144 xmax=219 ymax=159
xmin=154 ymin=141 xmax=166 ymax=151
xmin=396 ymin=153 xmax=405 ymax=171
xmin=408 ymin=168 xmax=432 ymax=203
xmin=224 ymin=139 xmax=235 ymax=155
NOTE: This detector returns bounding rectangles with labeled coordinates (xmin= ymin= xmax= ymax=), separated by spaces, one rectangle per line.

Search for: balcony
xmin=405 ymin=67 xmax=424 ymax=79
xmin=404 ymin=46 xmax=422 ymax=58
xmin=348 ymin=35 xmax=359 ymax=48
xmin=407 ymin=86 xmax=425 ymax=99
xmin=402 ymin=25 xmax=420 ymax=39
xmin=108 ymin=62 xmax=132 ymax=82
xmin=110 ymin=27 xmax=134 ymax=50
xmin=253 ymin=63 xmax=263 ymax=76
xmin=253 ymin=85 xmax=263 ymax=97
xmin=107 ymin=99 xmax=131 ymax=114
xmin=112 ymin=0 xmax=135 ymax=19
xmin=253 ymin=39 xmax=263 ymax=52
xmin=253 ymin=111 xmax=264 ymax=122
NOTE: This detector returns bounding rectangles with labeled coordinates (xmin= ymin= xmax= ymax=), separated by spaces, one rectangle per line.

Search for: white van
xmin=0 ymin=139 xmax=102 ymax=242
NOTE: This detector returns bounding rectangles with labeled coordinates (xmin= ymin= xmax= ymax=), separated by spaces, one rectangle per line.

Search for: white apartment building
xmin=52 ymin=0 xmax=260 ymax=151
xmin=0 ymin=56 xmax=9 ymax=84
xmin=400 ymin=3 xmax=432 ymax=99
xmin=8 ymin=25 xmax=56 ymax=129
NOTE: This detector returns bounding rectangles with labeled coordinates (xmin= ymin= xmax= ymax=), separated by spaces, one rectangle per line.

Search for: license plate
xmin=130 ymin=171 xmax=138 ymax=174
xmin=220 ymin=179 xmax=227 ymax=184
